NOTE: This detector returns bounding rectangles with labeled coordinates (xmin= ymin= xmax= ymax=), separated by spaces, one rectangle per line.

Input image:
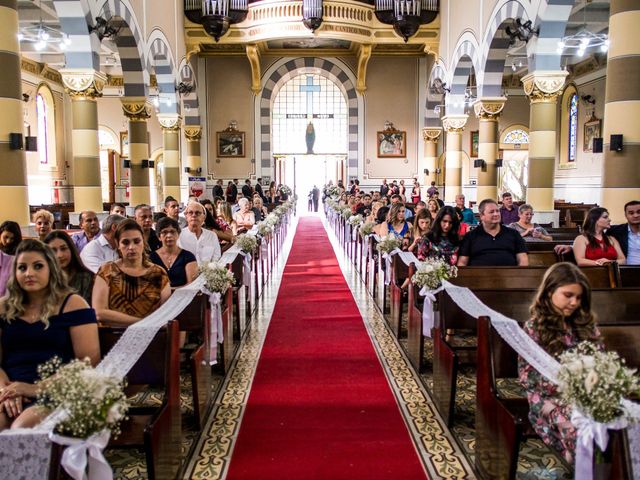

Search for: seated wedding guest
xmin=0 ymin=240 xmax=99 ymax=429
xmin=164 ymin=196 xmax=187 ymax=228
xmin=201 ymin=199 xmax=216 ymax=219
xmin=234 ymin=198 xmax=256 ymax=234
xmin=417 ymin=206 xmax=461 ymax=265
xmin=268 ymin=181 xmax=277 ymax=204
xmin=253 ymin=196 xmax=268 ymax=222
xmin=110 ymin=203 xmax=127 ymax=217
xmin=32 ymin=209 xmax=54 ymax=241
xmin=407 ymin=209 xmax=432 ymax=254
xmin=150 ymin=217 xmax=197 ymax=288
xmin=179 ymin=202 xmax=222 ymax=263
xmin=92 ymin=220 xmax=170 ymax=327
xmin=376 ymin=203 xmax=410 ymax=240
xmin=71 ymin=210 xmax=101 ymax=253
xmin=458 ymin=199 xmax=528 ymax=266
xmin=0 ymin=250 xmax=12 ymax=297
xmin=455 ymin=194 xmax=477 ymax=224
xmin=216 ymin=201 xmax=237 ymax=237
xmin=454 ymin=208 xmax=470 ymax=237
xmin=431 ymin=191 xmax=444 ymax=208
xmin=366 ymin=201 xmax=383 ymax=224
xmin=499 ymin=192 xmax=519 ymax=225
xmin=372 ymin=206 xmax=390 ymax=236
xmin=134 ymin=204 xmax=161 ymax=252
xmin=427 ymin=199 xmax=439 ymax=220
xmin=355 ymin=194 xmax=373 ymax=217
xmin=607 ymin=200 xmax=640 ymax=265
xmin=45 ymin=231 xmax=94 ymax=304
xmin=573 ymin=207 xmax=625 ymax=266
xmin=0 ymin=221 xmax=22 ymax=256
xmin=81 ymin=214 xmax=126 ymax=273
xmin=508 ymin=204 xmax=553 ymax=242
xmin=519 ymin=262 xmax=602 ymax=464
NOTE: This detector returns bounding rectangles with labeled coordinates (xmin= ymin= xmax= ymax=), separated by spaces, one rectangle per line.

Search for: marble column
xmin=0 ymin=0 xmax=29 ymax=225
xmin=441 ymin=115 xmax=468 ymax=203
xmin=184 ymin=126 xmax=202 ymax=173
xmin=601 ymin=0 xmax=640 ymax=222
xmin=422 ymin=127 xmax=441 ymax=189
xmin=473 ymin=98 xmax=506 ymax=202
xmin=522 ymin=71 xmax=568 ymax=211
xmin=61 ymin=69 xmax=107 ymax=212
xmin=158 ymin=114 xmax=181 ymax=201
xmin=121 ymin=99 xmax=152 ymax=206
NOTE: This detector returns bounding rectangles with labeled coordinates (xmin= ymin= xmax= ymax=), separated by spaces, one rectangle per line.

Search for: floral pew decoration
xmin=235 ymin=233 xmax=258 ymax=288
xmin=375 ymin=235 xmax=402 ymax=285
xmin=411 ymin=258 xmax=458 ymax=338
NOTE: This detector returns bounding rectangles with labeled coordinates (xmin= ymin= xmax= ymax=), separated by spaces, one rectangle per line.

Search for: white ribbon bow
xmin=49 ymin=430 xmax=112 ymax=480
xmin=571 ymin=409 xmax=629 ymax=480
xmin=202 ymin=290 xmax=223 ymax=366
xmin=419 ymin=285 xmax=445 ymax=337
xmin=241 ymin=252 xmax=252 ymax=287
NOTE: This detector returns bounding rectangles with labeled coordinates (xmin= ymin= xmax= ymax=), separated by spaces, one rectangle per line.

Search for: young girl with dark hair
xmin=416 ymin=206 xmax=460 ymax=265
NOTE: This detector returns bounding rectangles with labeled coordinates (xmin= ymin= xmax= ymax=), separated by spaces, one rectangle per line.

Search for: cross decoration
xmin=299 ymin=76 xmax=321 ymax=119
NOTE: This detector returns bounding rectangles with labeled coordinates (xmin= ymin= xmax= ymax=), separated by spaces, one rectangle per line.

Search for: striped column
xmin=601 ymin=0 xmax=640 ymax=223
xmin=522 ymin=71 xmax=568 ymax=211
xmin=473 ymin=98 xmax=506 ymax=201
xmin=122 ymin=99 xmax=152 ymax=206
xmin=184 ymin=126 xmax=202 ymax=173
xmin=158 ymin=114 xmax=181 ymax=201
xmin=441 ymin=115 xmax=468 ymax=203
xmin=422 ymin=127 xmax=441 ymax=188
xmin=0 ymin=0 xmax=29 ymax=225
xmin=61 ymin=69 xmax=107 ymax=212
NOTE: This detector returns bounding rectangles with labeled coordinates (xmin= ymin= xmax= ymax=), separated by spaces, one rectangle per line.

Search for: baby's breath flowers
xmin=376 ymin=235 xmax=402 ymax=254
xmin=348 ymin=214 xmax=363 ymax=227
xmin=359 ymin=221 xmax=375 ymax=237
xmin=236 ymin=233 xmax=258 ymax=253
xmin=411 ymin=258 xmax=458 ymax=290
xmin=37 ymin=357 xmax=128 ymax=439
xmin=198 ymin=261 xmax=235 ymax=293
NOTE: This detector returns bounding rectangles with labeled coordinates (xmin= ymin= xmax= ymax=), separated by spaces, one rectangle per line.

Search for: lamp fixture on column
xmin=374 ymin=0 xmax=439 ymax=42
xmin=184 ymin=0 xmax=248 ymax=42
xmin=89 ymin=17 xmax=121 ymax=41
xmin=302 ymin=0 xmax=323 ymax=32
xmin=505 ymin=18 xmax=539 ymax=46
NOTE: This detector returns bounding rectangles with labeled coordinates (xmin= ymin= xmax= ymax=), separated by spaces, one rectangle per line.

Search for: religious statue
xmin=306 ymin=122 xmax=316 ymax=154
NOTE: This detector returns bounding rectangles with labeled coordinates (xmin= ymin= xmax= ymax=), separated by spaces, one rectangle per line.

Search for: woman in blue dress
xmin=0 ymin=240 xmax=99 ymax=430
xmin=377 ymin=203 xmax=410 ymax=241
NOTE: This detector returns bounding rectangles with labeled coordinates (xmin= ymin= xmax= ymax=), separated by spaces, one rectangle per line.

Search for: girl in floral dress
xmin=416 ymin=206 xmax=460 ymax=266
xmin=518 ymin=262 xmax=601 ymax=464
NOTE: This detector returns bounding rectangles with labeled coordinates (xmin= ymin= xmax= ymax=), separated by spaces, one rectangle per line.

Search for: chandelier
xmin=374 ymin=0 xmax=439 ymax=42
xmin=557 ymin=1 xmax=608 ymax=56
xmin=184 ymin=0 xmax=248 ymax=42
xmin=302 ymin=0 xmax=323 ymax=32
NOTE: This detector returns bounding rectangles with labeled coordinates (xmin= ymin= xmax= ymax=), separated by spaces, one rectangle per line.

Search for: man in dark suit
xmin=312 ymin=185 xmax=320 ymax=212
xmin=380 ymin=178 xmax=389 ymax=197
xmin=242 ymin=179 xmax=253 ymax=199
xmin=255 ymin=178 xmax=265 ymax=201
xmin=608 ymin=200 xmax=640 ymax=265
xmin=212 ymin=179 xmax=224 ymax=199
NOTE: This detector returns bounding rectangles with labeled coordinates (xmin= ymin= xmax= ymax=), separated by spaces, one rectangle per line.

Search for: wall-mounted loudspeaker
xmin=9 ymin=133 xmax=23 ymax=150
xmin=495 ymin=158 xmax=503 ymax=168
xmin=592 ymin=138 xmax=603 ymax=153
xmin=123 ymin=159 xmax=131 ymax=169
xmin=473 ymin=159 xmax=486 ymax=169
xmin=25 ymin=136 xmax=38 ymax=151
xmin=610 ymin=134 xmax=623 ymax=152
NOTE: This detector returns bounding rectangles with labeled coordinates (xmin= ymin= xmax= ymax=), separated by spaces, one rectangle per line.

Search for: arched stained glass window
xmin=36 ymin=93 xmax=49 ymax=165
xmin=568 ymin=94 xmax=578 ymax=162
xmin=503 ymin=129 xmax=529 ymax=145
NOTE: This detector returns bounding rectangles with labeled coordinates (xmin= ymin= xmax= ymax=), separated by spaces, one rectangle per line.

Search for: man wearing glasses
xmin=178 ymin=201 xmax=221 ymax=263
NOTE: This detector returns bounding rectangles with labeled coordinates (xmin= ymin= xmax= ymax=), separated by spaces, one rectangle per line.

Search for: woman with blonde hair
xmin=0 ymin=240 xmax=99 ymax=430
xmin=427 ymin=199 xmax=439 ymax=220
xmin=367 ymin=201 xmax=383 ymax=224
xmin=377 ymin=203 xmax=410 ymax=240
xmin=216 ymin=201 xmax=237 ymax=237
xmin=32 ymin=209 xmax=54 ymax=241
xmin=519 ymin=262 xmax=602 ymax=464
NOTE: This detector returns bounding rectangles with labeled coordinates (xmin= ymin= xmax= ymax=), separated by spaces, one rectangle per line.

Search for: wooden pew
xmin=218 ymin=287 xmax=235 ymax=375
xmin=527 ymin=251 xmax=558 ymax=267
xmin=99 ymin=320 xmax=181 ymax=480
xmin=388 ymin=253 xmax=412 ymax=338
xmin=615 ymin=264 xmax=640 ymax=288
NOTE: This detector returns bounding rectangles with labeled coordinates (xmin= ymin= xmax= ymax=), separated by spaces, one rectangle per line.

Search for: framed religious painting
xmin=119 ymin=131 xmax=129 ymax=158
xmin=377 ymin=128 xmax=406 ymax=158
xmin=217 ymin=123 xmax=245 ymax=157
xmin=470 ymin=130 xmax=479 ymax=158
xmin=583 ymin=117 xmax=601 ymax=152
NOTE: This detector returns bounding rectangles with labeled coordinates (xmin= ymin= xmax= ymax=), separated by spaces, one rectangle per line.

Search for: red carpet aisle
xmin=226 ymin=217 xmax=427 ymax=479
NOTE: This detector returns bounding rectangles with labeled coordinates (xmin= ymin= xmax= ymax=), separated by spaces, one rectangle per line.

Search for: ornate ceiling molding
xmin=522 ymin=71 xmax=569 ymax=104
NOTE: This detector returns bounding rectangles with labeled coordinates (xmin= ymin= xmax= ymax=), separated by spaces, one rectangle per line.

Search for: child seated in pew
xmin=416 ymin=206 xmax=461 ymax=266
xmin=518 ymin=262 xmax=602 ymax=464
xmin=0 ymin=240 xmax=100 ymax=430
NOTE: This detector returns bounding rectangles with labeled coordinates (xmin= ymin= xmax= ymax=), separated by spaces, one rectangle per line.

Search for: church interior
xmin=0 ymin=0 xmax=639 ymax=479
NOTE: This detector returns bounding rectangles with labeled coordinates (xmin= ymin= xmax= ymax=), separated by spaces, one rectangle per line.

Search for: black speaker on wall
xmin=9 ymin=133 xmax=23 ymax=150
xmin=25 ymin=136 xmax=38 ymax=152
xmin=495 ymin=158 xmax=503 ymax=168
xmin=610 ymin=134 xmax=623 ymax=152
xmin=592 ymin=137 xmax=603 ymax=153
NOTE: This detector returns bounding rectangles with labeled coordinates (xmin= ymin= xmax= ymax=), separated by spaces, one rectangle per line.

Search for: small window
xmin=568 ymin=94 xmax=578 ymax=162
xmin=36 ymin=93 xmax=49 ymax=165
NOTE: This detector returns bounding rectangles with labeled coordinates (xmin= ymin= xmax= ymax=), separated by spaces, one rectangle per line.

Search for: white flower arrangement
xmin=198 ymin=261 xmax=235 ymax=293
xmin=348 ymin=214 xmax=363 ymax=226
xmin=266 ymin=212 xmax=280 ymax=226
xmin=376 ymin=235 xmax=402 ymax=254
xmin=326 ymin=185 xmax=340 ymax=198
xmin=257 ymin=221 xmax=273 ymax=236
xmin=236 ymin=233 xmax=258 ymax=253
xmin=341 ymin=207 xmax=353 ymax=219
xmin=37 ymin=357 xmax=128 ymax=439
xmin=557 ymin=341 xmax=640 ymax=423
xmin=411 ymin=258 xmax=458 ymax=290
xmin=275 ymin=205 xmax=287 ymax=216
xmin=278 ymin=185 xmax=292 ymax=196
xmin=359 ymin=221 xmax=375 ymax=237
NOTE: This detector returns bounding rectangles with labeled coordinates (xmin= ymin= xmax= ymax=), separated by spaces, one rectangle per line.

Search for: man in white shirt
xmin=80 ymin=214 xmax=126 ymax=273
xmin=178 ymin=201 xmax=221 ymax=263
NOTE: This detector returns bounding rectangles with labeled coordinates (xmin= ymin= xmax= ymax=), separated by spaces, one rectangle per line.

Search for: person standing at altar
xmin=179 ymin=201 xmax=222 ymax=263
xmin=519 ymin=262 xmax=602 ymax=464
xmin=0 ymin=240 xmax=100 ymax=429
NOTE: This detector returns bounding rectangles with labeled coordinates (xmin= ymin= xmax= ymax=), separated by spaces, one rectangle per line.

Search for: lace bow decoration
xmin=49 ymin=430 xmax=112 ymax=480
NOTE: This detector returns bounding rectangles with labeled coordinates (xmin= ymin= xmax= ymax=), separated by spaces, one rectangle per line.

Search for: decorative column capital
xmin=473 ymin=97 xmax=507 ymax=120
xmin=422 ymin=127 xmax=442 ymax=142
xmin=158 ymin=114 xmax=182 ymax=131
xmin=184 ymin=126 xmax=202 ymax=141
xmin=121 ymin=99 xmax=152 ymax=121
xmin=441 ymin=115 xmax=468 ymax=133
xmin=522 ymin=71 xmax=568 ymax=104
xmin=60 ymin=69 xmax=107 ymax=99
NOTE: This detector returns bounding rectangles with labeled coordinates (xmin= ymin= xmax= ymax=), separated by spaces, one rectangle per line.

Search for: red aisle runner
xmin=226 ymin=217 xmax=426 ymax=480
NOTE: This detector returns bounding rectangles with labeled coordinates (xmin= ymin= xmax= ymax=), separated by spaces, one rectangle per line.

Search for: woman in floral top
xmin=518 ymin=262 xmax=601 ymax=464
xmin=416 ymin=206 xmax=460 ymax=266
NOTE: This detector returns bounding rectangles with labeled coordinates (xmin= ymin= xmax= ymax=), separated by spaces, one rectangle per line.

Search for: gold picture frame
xmin=119 ymin=131 xmax=129 ymax=158
xmin=377 ymin=129 xmax=406 ymax=157
xmin=470 ymin=130 xmax=479 ymax=158
xmin=217 ymin=128 xmax=245 ymax=157
xmin=583 ymin=117 xmax=601 ymax=152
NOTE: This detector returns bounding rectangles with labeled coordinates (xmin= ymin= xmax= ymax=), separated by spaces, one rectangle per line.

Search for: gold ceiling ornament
xmin=158 ymin=114 xmax=182 ymax=131
xmin=473 ymin=97 xmax=507 ymax=120
xmin=60 ymin=69 xmax=107 ymax=98
xmin=121 ymin=99 xmax=152 ymax=121
xmin=246 ymin=44 xmax=261 ymax=94
xmin=184 ymin=126 xmax=203 ymax=141
xmin=441 ymin=114 xmax=468 ymax=133
xmin=422 ymin=127 xmax=442 ymax=141
xmin=521 ymin=71 xmax=568 ymax=104
xmin=356 ymin=43 xmax=372 ymax=94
